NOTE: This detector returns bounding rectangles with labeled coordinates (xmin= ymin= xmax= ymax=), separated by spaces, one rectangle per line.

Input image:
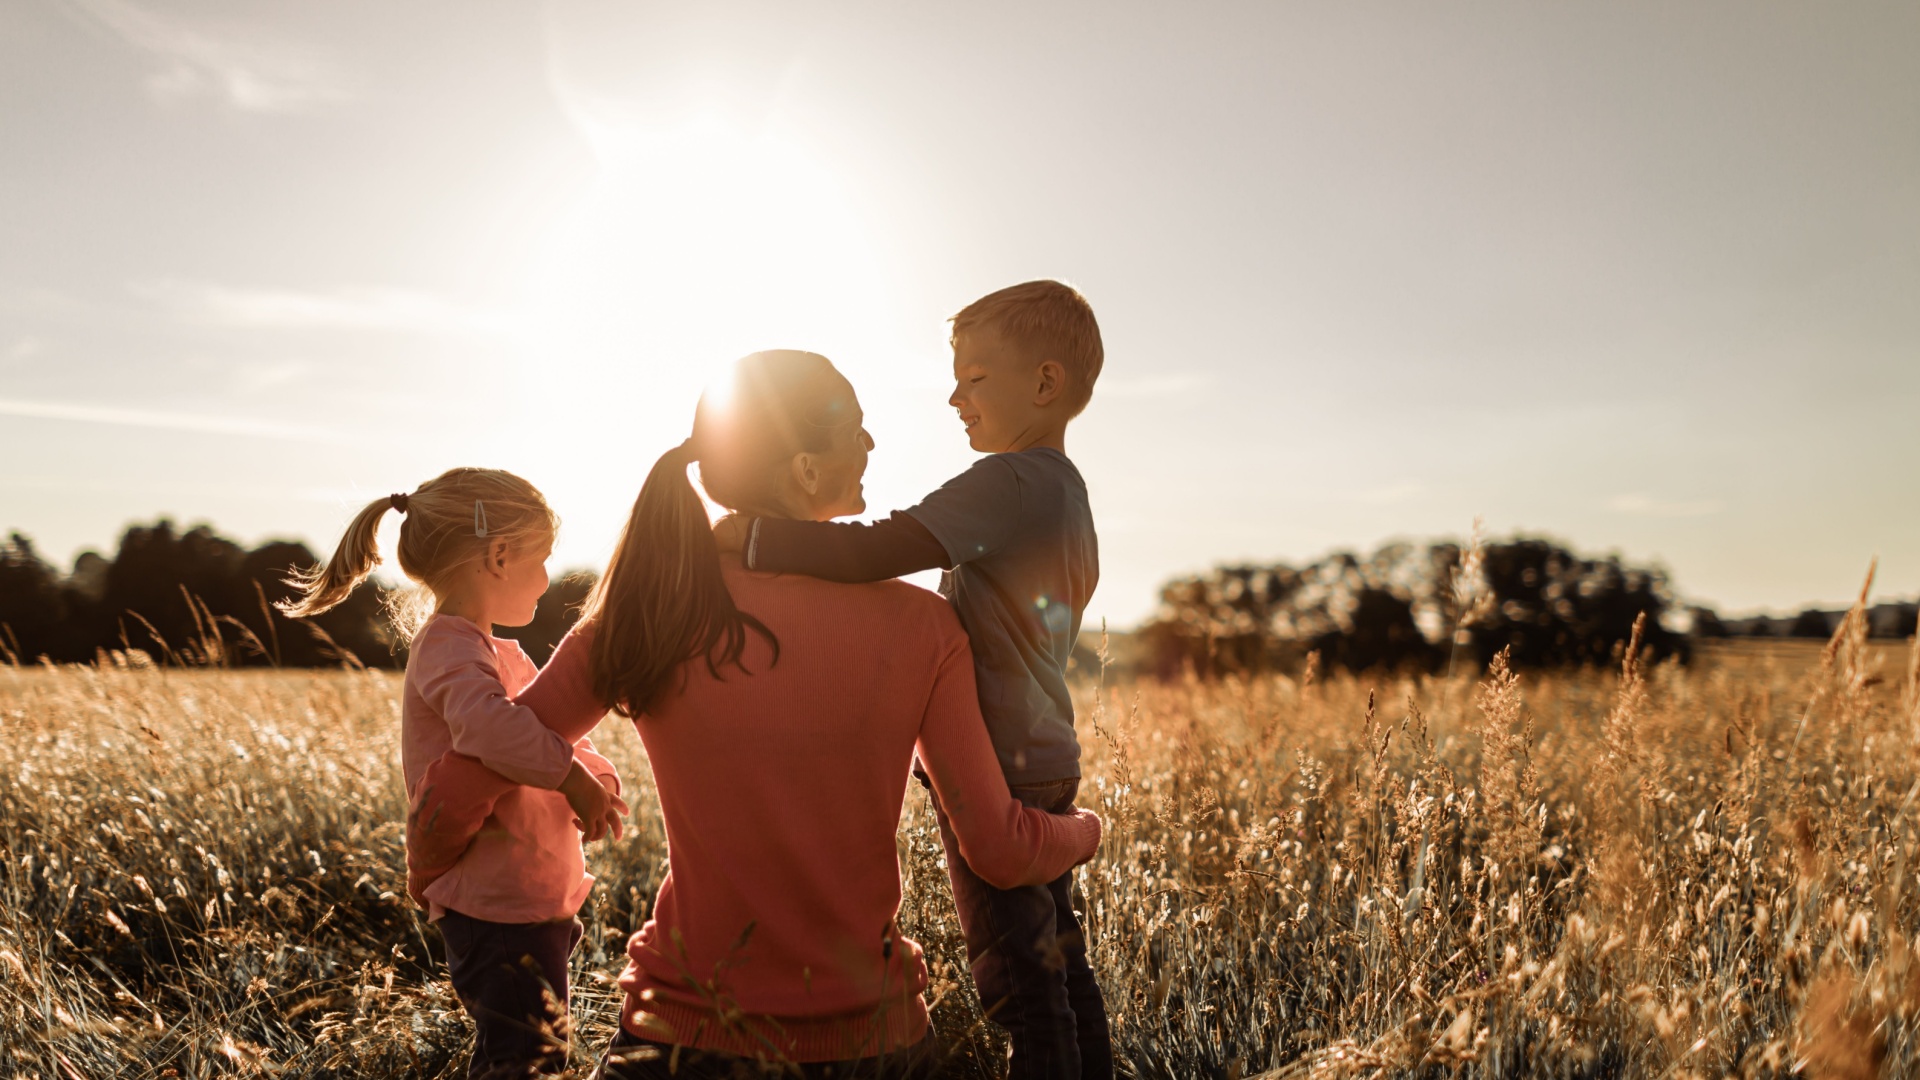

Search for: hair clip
xmin=474 ymin=499 xmax=489 ymax=538
xmin=389 ymin=492 xmax=409 ymax=514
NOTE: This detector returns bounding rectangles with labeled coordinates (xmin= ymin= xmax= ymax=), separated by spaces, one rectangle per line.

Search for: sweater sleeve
xmin=574 ymin=738 xmax=621 ymax=796
xmin=402 ymin=628 xmax=614 ymax=909
xmin=414 ymin=629 xmax=575 ymax=789
xmin=913 ymin=631 xmax=1100 ymax=888
xmin=404 ymin=735 xmax=617 ymax=910
xmin=404 ymin=752 xmax=514 ymax=908
xmin=745 ymin=512 xmax=953 ymax=582
xmin=514 ymin=627 xmax=613 ymax=743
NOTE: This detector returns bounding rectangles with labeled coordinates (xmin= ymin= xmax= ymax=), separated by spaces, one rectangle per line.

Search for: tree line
xmin=1138 ymin=536 xmax=1917 ymax=678
xmin=2 ymin=521 xmax=1912 ymax=674
xmin=0 ymin=522 xmax=591 ymax=669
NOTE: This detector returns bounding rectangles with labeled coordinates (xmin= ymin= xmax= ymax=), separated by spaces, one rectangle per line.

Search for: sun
xmin=520 ymin=117 xmax=887 ymax=390
xmin=499 ymin=112 xmax=901 ymax=563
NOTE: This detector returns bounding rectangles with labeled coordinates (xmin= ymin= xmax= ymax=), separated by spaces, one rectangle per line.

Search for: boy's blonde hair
xmin=278 ymin=467 xmax=557 ymax=636
xmin=950 ymin=279 xmax=1104 ymax=417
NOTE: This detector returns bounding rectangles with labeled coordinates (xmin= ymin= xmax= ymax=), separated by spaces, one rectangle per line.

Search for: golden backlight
xmin=504 ymin=111 xmax=901 ymax=559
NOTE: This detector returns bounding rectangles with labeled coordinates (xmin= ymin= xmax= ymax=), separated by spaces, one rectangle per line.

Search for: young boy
xmin=717 ymin=279 xmax=1110 ymax=1080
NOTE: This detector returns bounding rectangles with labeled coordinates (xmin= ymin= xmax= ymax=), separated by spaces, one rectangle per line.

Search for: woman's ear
xmin=1034 ymin=359 xmax=1066 ymax=406
xmin=790 ymin=452 xmax=822 ymax=496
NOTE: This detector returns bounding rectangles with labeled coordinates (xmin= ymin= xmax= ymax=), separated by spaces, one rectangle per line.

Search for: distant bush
xmin=1714 ymin=603 xmax=1912 ymax=641
xmin=1789 ymin=608 xmax=1835 ymax=639
xmin=1141 ymin=536 xmax=1689 ymax=677
xmin=0 ymin=522 xmax=594 ymax=669
xmin=1689 ymin=606 xmax=1728 ymax=638
xmin=1868 ymin=602 xmax=1918 ymax=640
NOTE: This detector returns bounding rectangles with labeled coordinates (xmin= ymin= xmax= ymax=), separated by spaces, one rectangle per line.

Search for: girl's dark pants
xmin=596 ymin=1028 xmax=937 ymax=1079
xmin=439 ymin=910 xmax=585 ymax=1079
xmin=923 ymin=776 xmax=1113 ymax=1080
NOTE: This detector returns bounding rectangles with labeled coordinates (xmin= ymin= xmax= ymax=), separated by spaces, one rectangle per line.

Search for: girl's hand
xmin=559 ymin=760 xmax=621 ymax=840
xmin=593 ymin=775 xmax=629 ymax=842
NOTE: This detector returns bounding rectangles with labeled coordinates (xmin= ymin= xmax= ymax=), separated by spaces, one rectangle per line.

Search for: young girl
xmin=280 ymin=467 xmax=627 ymax=1079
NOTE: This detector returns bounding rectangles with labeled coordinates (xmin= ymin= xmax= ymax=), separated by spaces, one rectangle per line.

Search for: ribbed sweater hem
xmin=623 ymin=994 xmax=930 ymax=1064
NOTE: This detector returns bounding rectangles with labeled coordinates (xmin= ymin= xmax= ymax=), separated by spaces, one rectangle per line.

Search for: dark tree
xmin=236 ymin=540 xmax=398 ymax=668
xmin=1689 ymin=606 xmax=1727 ymax=638
xmin=1789 ymin=609 xmax=1834 ymax=639
xmin=1142 ymin=535 xmax=1687 ymax=678
xmin=0 ymin=534 xmax=92 ymax=663
xmin=1868 ymin=603 xmax=1918 ymax=640
xmin=0 ymin=522 xmax=405 ymax=669
xmin=94 ymin=522 xmax=248 ymax=663
xmin=1311 ymin=588 xmax=1434 ymax=673
xmin=1464 ymin=540 xmax=1685 ymax=669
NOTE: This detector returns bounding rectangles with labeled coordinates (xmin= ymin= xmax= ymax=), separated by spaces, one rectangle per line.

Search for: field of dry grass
xmin=3 ymin=619 xmax=1917 ymax=1079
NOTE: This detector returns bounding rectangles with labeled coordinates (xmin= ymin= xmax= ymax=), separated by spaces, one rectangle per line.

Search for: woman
xmin=516 ymin=350 xmax=1102 ymax=1078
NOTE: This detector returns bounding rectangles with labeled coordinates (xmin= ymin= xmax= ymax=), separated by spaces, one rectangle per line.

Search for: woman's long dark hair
xmin=579 ymin=350 xmax=858 ymax=718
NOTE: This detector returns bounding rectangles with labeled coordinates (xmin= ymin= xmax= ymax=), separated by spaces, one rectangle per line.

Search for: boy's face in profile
xmin=948 ymin=329 xmax=1059 ymax=453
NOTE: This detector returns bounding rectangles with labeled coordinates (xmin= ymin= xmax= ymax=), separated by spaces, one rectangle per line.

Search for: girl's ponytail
xmin=277 ymin=472 xmax=554 ymax=636
xmin=582 ymin=440 xmax=776 ymax=718
xmin=278 ymin=495 xmax=397 ymax=618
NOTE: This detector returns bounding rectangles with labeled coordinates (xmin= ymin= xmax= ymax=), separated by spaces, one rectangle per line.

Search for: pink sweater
xmin=428 ymin=563 xmax=1101 ymax=1062
xmin=400 ymin=614 xmax=620 ymax=923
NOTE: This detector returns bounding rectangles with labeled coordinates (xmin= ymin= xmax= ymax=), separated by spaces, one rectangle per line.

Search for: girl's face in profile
xmin=495 ymin=536 xmax=553 ymax=627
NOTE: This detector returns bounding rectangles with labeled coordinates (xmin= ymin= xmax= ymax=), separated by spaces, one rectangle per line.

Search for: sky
xmin=2 ymin=0 xmax=1915 ymax=628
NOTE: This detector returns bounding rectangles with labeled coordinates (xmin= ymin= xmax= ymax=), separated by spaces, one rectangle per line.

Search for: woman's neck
xmin=735 ymin=490 xmax=814 ymax=523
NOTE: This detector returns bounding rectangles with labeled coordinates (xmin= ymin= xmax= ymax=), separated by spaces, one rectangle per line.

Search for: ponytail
xmin=277 ymin=473 xmax=555 ymax=633
xmin=581 ymin=440 xmax=777 ymax=718
xmin=278 ymin=496 xmax=395 ymax=618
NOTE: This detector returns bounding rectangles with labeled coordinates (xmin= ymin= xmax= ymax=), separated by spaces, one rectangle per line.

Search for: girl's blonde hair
xmin=279 ymin=467 xmax=558 ymax=635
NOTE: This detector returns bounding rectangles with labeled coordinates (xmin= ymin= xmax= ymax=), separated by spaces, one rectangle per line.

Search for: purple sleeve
xmin=745 ymin=511 xmax=953 ymax=582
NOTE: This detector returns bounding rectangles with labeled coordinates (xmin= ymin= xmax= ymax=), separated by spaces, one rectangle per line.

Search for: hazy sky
xmin=3 ymin=0 xmax=1915 ymax=627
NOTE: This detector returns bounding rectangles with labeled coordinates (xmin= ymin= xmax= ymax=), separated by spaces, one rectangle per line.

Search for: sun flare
xmin=502 ymin=114 xmax=903 ymax=557
xmin=520 ymin=119 xmax=888 ymax=405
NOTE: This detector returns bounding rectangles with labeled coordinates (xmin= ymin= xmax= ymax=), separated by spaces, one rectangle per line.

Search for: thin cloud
xmin=58 ymin=0 xmax=350 ymax=114
xmin=0 ymin=397 xmax=344 ymax=444
xmin=135 ymin=280 xmax=512 ymax=336
xmin=1607 ymin=493 xmax=1725 ymax=518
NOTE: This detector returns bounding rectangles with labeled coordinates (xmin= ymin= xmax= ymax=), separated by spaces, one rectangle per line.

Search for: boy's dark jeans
xmin=439 ymin=910 xmax=585 ymax=1079
xmin=922 ymin=776 xmax=1113 ymax=1080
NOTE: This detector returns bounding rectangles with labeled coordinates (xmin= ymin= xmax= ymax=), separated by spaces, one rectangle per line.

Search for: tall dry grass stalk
xmin=4 ymin=597 xmax=1919 ymax=1077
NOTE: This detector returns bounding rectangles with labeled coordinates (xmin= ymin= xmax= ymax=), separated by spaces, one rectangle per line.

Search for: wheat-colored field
xmin=3 ymin=622 xmax=1916 ymax=1079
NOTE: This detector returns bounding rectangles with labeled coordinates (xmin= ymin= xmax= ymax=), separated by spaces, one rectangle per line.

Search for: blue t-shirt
xmin=904 ymin=448 xmax=1097 ymax=785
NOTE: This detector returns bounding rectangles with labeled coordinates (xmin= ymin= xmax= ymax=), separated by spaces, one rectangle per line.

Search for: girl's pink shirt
xmin=400 ymin=614 xmax=618 ymax=923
